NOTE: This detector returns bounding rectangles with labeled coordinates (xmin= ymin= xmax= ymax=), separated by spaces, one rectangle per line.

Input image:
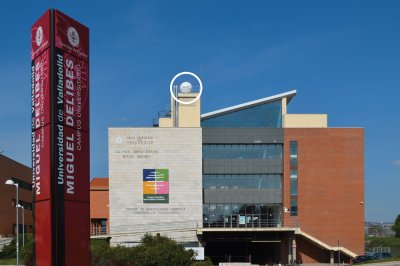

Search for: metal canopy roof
xmin=201 ymin=90 xmax=297 ymax=120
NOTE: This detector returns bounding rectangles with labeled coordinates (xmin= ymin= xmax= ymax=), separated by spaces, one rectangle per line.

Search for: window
xmin=289 ymin=141 xmax=298 ymax=216
xmin=203 ymin=174 xmax=282 ymax=189
xmin=290 ymin=170 xmax=297 ymax=179
xmin=290 ymin=179 xmax=298 ymax=196
xmin=290 ymin=199 xmax=298 ymax=216
xmin=11 ymin=177 xmax=32 ymax=191
xmin=203 ymin=144 xmax=282 ymax=159
xmin=12 ymin=199 xmax=33 ymax=210
xmin=201 ymin=100 xmax=282 ymax=128
xmin=202 ymin=203 xmax=282 ymax=228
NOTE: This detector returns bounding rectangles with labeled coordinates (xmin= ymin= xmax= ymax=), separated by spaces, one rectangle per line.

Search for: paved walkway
xmin=364 ymin=261 xmax=400 ymax=266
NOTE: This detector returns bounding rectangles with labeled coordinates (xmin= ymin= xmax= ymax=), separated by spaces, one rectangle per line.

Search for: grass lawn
xmin=366 ymin=237 xmax=400 ymax=257
xmin=0 ymin=257 xmax=17 ymax=265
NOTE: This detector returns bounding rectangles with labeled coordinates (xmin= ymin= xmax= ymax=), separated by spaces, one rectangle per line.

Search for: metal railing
xmin=91 ymin=226 xmax=109 ymax=236
xmin=90 ymin=219 xmax=301 ymax=236
xmin=91 ymin=220 xmax=200 ymax=237
xmin=202 ymin=218 xmax=301 ymax=229
xmin=203 ymin=219 xmax=282 ymax=228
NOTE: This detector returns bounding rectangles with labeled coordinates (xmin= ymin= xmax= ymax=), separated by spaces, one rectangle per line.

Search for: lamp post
xmin=17 ymin=204 xmax=24 ymax=247
xmin=5 ymin=179 xmax=19 ymax=266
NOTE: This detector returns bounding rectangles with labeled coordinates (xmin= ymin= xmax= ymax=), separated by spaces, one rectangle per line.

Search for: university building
xmin=0 ymin=154 xmax=33 ymax=237
xmin=106 ymin=88 xmax=364 ymax=264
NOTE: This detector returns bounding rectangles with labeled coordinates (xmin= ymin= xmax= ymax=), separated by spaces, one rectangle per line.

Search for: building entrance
xmin=203 ymin=232 xmax=285 ymax=265
xmin=250 ymin=241 xmax=281 ymax=265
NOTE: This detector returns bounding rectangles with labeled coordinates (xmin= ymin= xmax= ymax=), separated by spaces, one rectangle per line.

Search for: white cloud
xmin=393 ymin=160 xmax=400 ymax=167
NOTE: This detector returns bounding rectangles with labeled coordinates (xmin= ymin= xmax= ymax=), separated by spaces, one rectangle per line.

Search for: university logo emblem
xmin=143 ymin=169 xmax=169 ymax=203
xmin=67 ymin=27 xmax=80 ymax=47
xmin=36 ymin=26 xmax=43 ymax=46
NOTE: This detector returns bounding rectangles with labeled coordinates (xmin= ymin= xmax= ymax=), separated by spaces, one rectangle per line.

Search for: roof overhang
xmin=201 ymin=90 xmax=297 ymax=120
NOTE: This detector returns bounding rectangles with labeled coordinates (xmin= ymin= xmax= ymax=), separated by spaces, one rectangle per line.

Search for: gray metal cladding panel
xmin=202 ymin=128 xmax=284 ymax=144
xmin=203 ymin=159 xmax=282 ymax=174
xmin=203 ymin=189 xmax=282 ymax=204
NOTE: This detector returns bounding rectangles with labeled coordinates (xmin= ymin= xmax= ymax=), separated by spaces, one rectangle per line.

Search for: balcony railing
xmin=91 ymin=226 xmax=108 ymax=236
xmin=90 ymin=219 xmax=301 ymax=236
xmin=203 ymin=218 xmax=282 ymax=228
xmin=203 ymin=218 xmax=301 ymax=229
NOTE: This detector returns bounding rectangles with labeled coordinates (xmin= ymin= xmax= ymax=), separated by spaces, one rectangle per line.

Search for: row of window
xmin=203 ymin=203 xmax=282 ymax=217
xmin=203 ymin=144 xmax=283 ymax=159
xmin=201 ymin=101 xmax=282 ymax=128
xmin=12 ymin=199 xmax=33 ymax=210
xmin=203 ymin=174 xmax=281 ymax=189
xmin=203 ymin=203 xmax=282 ymax=228
xmin=11 ymin=177 xmax=32 ymax=191
xmin=289 ymin=141 xmax=298 ymax=216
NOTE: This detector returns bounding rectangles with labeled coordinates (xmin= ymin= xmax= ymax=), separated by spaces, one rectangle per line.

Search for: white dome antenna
xmin=179 ymin=81 xmax=192 ymax=93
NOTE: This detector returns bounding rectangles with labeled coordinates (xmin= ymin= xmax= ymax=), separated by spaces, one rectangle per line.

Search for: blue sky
xmin=0 ymin=1 xmax=399 ymax=222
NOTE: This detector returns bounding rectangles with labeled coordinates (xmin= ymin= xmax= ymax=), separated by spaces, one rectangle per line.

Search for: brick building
xmin=90 ymin=178 xmax=109 ymax=235
xmin=0 ymin=154 xmax=33 ymax=237
xmin=101 ymin=89 xmax=363 ymax=264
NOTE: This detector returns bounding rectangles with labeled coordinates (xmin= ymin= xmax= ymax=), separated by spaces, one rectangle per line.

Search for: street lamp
xmin=16 ymin=204 xmax=24 ymax=247
xmin=5 ymin=179 xmax=19 ymax=266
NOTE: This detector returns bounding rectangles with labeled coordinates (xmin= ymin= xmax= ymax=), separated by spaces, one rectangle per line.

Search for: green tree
xmin=392 ymin=214 xmax=400 ymax=238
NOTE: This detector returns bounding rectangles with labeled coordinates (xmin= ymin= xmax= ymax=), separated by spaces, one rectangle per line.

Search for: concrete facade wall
xmin=108 ymin=128 xmax=202 ymax=244
xmin=158 ymin=118 xmax=173 ymax=128
xmin=283 ymin=114 xmax=328 ymax=128
xmin=177 ymin=93 xmax=201 ymax=128
xmin=0 ymin=155 xmax=33 ymax=237
xmin=283 ymin=128 xmax=364 ymax=258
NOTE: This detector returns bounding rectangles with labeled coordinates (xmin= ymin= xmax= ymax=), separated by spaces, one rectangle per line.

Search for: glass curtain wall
xmin=203 ymin=144 xmax=282 ymax=159
xmin=201 ymin=100 xmax=282 ymax=128
xmin=203 ymin=174 xmax=281 ymax=189
xmin=202 ymin=99 xmax=284 ymax=228
xmin=203 ymin=203 xmax=282 ymax=228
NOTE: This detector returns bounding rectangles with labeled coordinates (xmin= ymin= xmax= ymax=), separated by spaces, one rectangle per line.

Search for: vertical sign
xmin=31 ymin=9 xmax=89 ymax=266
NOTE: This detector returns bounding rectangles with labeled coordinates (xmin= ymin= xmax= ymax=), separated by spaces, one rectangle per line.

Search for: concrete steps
xmin=295 ymin=229 xmax=357 ymax=258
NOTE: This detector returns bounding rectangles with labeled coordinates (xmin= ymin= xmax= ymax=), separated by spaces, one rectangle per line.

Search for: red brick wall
xmin=90 ymin=190 xmax=109 ymax=219
xmin=90 ymin=189 xmax=109 ymax=231
xmin=283 ymin=128 xmax=364 ymax=257
xmin=0 ymin=155 xmax=33 ymax=237
xmin=297 ymin=237 xmax=331 ymax=263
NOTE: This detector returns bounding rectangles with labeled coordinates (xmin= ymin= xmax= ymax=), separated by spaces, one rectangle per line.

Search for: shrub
xmin=193 ymin=256 xmax=213 ymax=266
xmin=21 ymin=234 xmax=34 ymax=266
xmin=90 ymin=234 xmax=196 ymax=266
xmin=0 ymin=238 xmax=16 ymax=259
xmin=0 ymin=233 xmax=33 ymax=265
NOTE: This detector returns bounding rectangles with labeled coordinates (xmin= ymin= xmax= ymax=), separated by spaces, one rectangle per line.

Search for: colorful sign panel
xmin=31 ymin=9 xmax=89 ymax=266
xmin=143 ymin=169 xmax=169 ymax=203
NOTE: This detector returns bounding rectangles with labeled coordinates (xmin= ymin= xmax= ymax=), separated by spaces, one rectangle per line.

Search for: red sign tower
xmin=31 ymin=9 xmax=90 ymax=266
